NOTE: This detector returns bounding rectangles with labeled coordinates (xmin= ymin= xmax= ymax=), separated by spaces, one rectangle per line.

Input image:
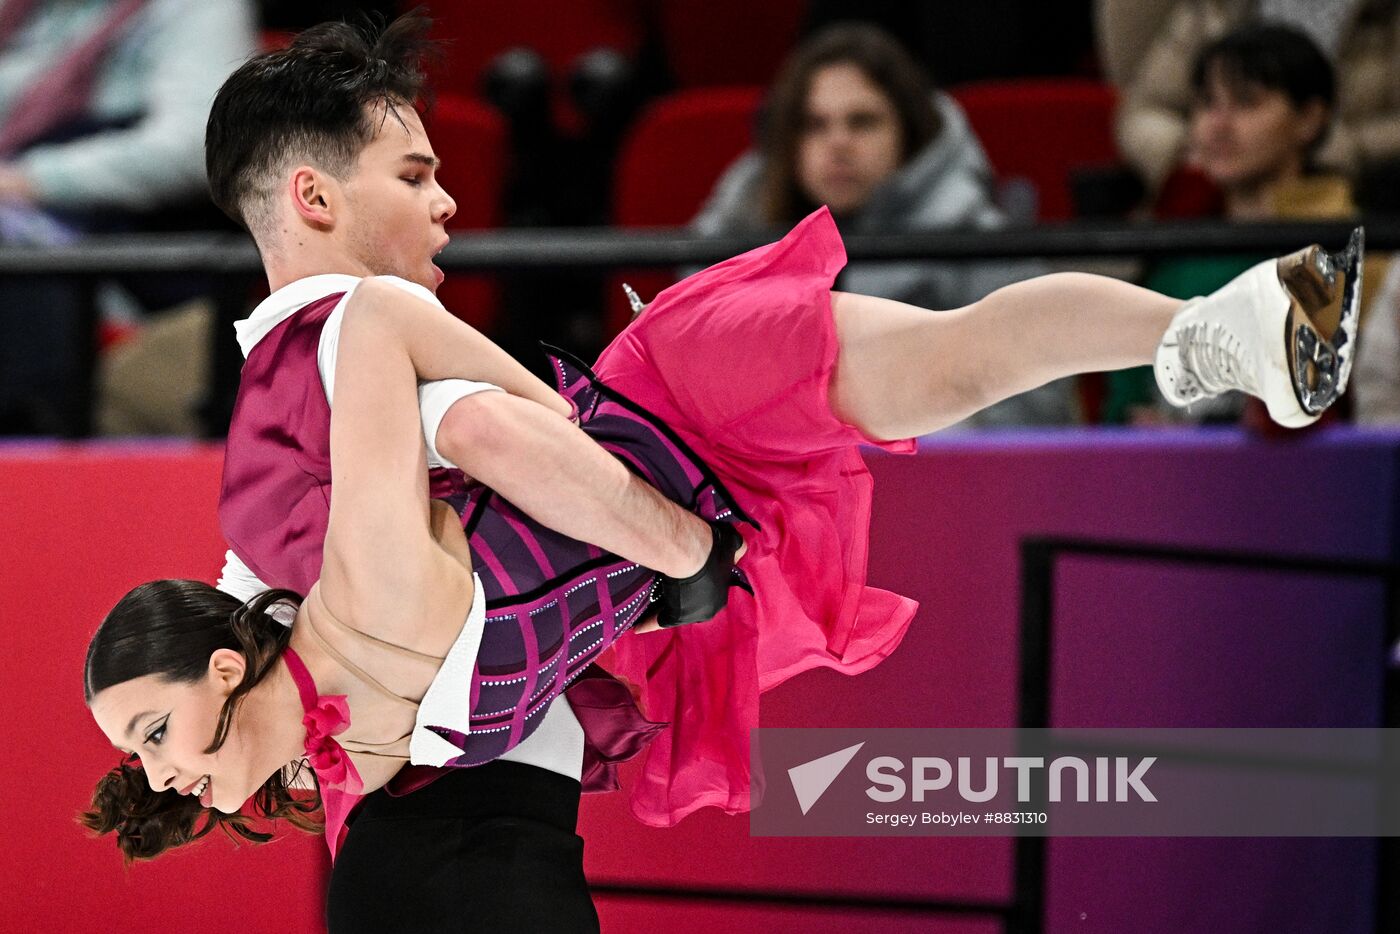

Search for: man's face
xmin=796 ymin=63 xmax=904 ymax=216
xmin=336 ymin=104 xmax=456 ymax=291
xmin=1189 ymin=69 xmax=1323 ymax=193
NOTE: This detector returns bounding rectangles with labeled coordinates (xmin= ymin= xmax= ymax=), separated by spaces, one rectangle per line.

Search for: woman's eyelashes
xmin=145 ymin=718 xmax=167 ymax=746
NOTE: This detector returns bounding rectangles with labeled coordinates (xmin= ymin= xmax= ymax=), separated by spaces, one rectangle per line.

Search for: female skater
xmin=83 ymin=14 xmax=1361 ymax=871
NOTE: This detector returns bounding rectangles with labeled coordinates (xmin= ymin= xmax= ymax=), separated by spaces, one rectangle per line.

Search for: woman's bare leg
xmin=827 ymin=273 xmax=1183 ymax=439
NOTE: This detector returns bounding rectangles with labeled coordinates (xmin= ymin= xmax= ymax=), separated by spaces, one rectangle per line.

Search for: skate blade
xmin=1276 ymin=226 xmax=1364 ymax=416
xmin=621 ymin=282 xmax=647 ymax=321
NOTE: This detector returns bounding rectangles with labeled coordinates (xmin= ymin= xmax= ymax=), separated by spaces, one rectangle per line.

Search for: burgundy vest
xmin=219 ymin=295 xmax=341 ymax=592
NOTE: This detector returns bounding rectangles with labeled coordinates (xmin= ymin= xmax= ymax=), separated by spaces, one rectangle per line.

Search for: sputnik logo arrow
xmin=787 ymin=742 xmax=865 ymax=815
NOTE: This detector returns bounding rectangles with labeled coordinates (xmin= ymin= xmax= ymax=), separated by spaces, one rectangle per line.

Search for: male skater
xmin=205 ymin=13 xmax=730 ymax=932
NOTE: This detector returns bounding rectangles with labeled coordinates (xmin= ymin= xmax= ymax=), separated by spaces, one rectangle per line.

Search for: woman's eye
xmin=146 ymin=723 xmax=165 ymax=746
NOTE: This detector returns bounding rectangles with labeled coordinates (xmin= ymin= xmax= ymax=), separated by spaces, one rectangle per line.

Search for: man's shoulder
xmin=352 ymin=275 xmax=446 ymax=310
xmin=236 ymin=273 xmax=364 ymax=356
xmin=246 ymin=291 xmax=349 ymax=356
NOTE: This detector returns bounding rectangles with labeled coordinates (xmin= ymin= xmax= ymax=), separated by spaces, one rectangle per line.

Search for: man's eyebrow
xmin=402 ymin=152 xmax=441 ymax=169
xmin=125 ymin=710 xmax=158 ymax=739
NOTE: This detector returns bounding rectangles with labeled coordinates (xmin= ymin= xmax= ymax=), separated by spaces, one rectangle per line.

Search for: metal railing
xmin=4 ymin=218 xmax=1397 ymax=437
xmin=2 ymin=218 xmax=1397 ymax=274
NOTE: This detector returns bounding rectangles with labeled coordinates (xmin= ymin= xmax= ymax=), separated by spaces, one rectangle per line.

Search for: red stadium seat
xmin=1154 ymin=164 xmax=1226 ymax=219
xmin=417 ymin=0 xmax=644 ymax=132
xmin=658 ymin=0 xmax=807 ymax=88
xmin=607 ymin=86 xmax=765 ymax=334
xmin=614 ymin=87 xmax=765 ymax=226
xmin=423 ymin=0 xmax=643 ymax=90
xmin=259 ymin=29 xmax=294 ymax=51
xmin=425 ymin=93 xmax=507 ymax=332
xmin=950 ymin=79 xmax=1120 ymax=222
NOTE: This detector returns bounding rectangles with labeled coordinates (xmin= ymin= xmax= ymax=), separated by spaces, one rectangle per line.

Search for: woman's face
xmin=1189 ymin=69 xmax=1326 ymax=192
xmin=89 ymin=650 xmax=267 ymax=814
xmin=796 ymin=63 xmax=904 ymax=216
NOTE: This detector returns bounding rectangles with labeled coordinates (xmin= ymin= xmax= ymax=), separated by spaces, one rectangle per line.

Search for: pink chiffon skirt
xmin=590 ymin=206 xmax=919 ymax=826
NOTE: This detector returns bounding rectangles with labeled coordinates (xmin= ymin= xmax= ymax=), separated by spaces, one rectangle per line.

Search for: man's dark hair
xmin=1191 ymin=23 xmax=1336 ymax=155
xmin=205 ymin=12 xmax=436 ymax=238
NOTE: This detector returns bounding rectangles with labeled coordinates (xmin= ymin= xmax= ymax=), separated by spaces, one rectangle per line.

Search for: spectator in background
xmin=0 ymin=0 xmax=256 ymax=434
xmin=1111 ymin=0 xmax=1400 ymax=193
xmin=1353 ymin=263 xmax=1400 ymax=424
xmin=693 ymin=23 xmax=1074 ymax=429
xmin=1105 ymin=23 xmax=1391 ymax=425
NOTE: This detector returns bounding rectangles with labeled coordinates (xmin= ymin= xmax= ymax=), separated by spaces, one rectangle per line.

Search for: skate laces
xmin=1178 ymin=321 xmax=1259 ymax=397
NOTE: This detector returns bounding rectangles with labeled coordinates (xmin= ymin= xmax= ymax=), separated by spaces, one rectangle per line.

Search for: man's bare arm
xmin=351 ymin=278 xmax=713 ymax=578
xmin=354 ymin=279 xmax=574 ymax=419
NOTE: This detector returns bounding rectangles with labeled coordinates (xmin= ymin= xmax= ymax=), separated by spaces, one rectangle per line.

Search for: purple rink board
xmin=580 ymin=426 xmax=1399 ymax=934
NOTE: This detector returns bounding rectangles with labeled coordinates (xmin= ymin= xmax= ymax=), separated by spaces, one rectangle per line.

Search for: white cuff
xmin=419 ymin=378 xmax=504 ymax=468
xmin=216 ymin=549 xmax=267 ymax=602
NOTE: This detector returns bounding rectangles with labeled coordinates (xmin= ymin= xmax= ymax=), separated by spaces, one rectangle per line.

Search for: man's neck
xmin=266 ymin=258 xmax=372 ymax=293
xmin=262 ymin=236 xmax=372 ymax=293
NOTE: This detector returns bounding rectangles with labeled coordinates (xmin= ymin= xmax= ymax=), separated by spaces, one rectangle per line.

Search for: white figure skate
xmin=1154 ymin=228 xmax=1364 ymax=428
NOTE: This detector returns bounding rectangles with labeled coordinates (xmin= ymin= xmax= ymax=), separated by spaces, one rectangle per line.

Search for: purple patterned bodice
xmin=428 ymin=348 xmax=752 ymax=763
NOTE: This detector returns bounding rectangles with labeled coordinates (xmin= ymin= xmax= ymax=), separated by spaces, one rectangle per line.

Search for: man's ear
xmin=289 ymin=165 xmax=337 ymax=228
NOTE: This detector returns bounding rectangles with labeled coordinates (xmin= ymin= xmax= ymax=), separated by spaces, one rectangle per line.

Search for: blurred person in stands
xmin=1104 ymin=23 xmax=1391 ymax=425
xmin=693 ymin=23 xmax=1075 ymax=429
xmin=1110 ymin=0 xmax=1400 ymax=194
xmin=1352 ymin=263 xmax=1400 ymax=424
xmin=0 ymin=0 xmax=256 ymax=434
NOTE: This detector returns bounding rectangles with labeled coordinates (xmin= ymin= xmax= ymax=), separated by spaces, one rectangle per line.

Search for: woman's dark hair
xmin=80 ymin=581 xmax=322 ymax=862
xmin=205 ymin=10 xmax=438 ymax=238
xmin=759 ymin=23 xmax=942 ymax=225
xmin=1191 ymin=23 xmax=1337 ymax=158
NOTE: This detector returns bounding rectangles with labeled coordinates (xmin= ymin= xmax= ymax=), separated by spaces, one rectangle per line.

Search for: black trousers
xmin=325 ymin=760 xmax=600 ymax=934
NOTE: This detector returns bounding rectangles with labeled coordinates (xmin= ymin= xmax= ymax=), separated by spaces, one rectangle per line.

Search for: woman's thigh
xmin=828 ymin=290 xmax=983 ymax=440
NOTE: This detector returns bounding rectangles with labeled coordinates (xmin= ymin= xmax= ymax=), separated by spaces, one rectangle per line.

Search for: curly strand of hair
xmin=79 ymin=754 xmax=324 ymax=863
